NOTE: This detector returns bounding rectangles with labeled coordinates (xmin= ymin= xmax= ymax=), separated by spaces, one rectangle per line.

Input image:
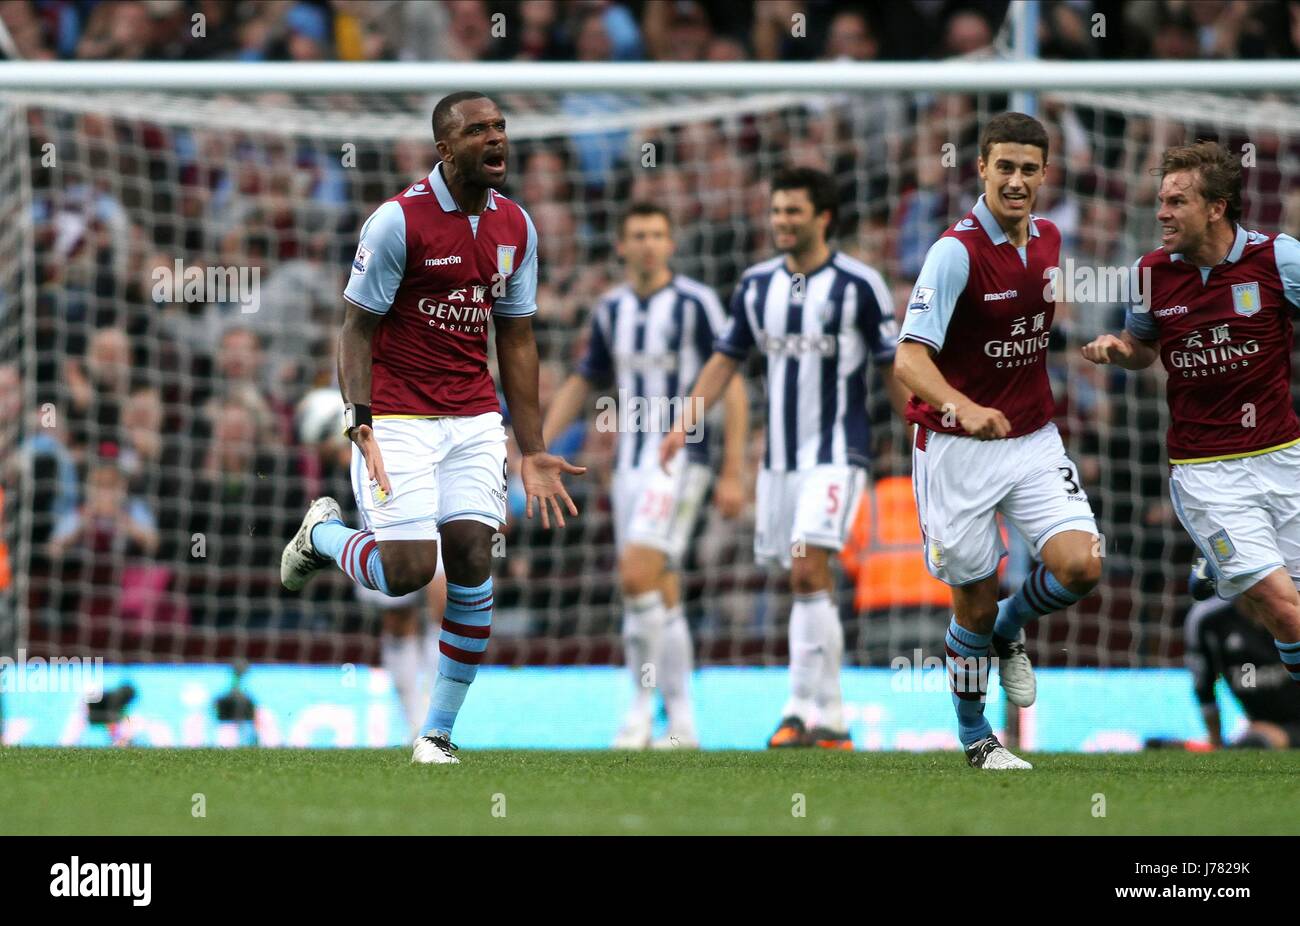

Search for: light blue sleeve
xmin=1124 ymin=258 xmax=1159 ymax=340
xmin=493 ymin=207 xmax=539 ymax=317
xmin=342 ymin=200 xmax=406 ymax=314
xmin=1274 ymin=233 xmax=1300 ymax=311
xmin=897 ymin=236 xmax=968 ymax=352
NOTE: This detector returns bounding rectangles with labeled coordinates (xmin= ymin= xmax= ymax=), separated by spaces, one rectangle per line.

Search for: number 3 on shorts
xmin=1058 ymin=465 xmax=1079 ymax=495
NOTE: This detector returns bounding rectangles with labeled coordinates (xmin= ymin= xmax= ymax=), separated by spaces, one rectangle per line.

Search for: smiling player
xmin=280 ymin=91 xmax=585 ymax=765
xmin=1083 ymin=140 xmax=1300 ymax=694
xmin=894 ymin=113 xmax=1102 ymax=770
xmin=663 ymin=166 xmax=909 ymax=750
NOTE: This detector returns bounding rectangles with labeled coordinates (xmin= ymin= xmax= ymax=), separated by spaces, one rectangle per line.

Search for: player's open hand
xmin=957 ymin=404 xmax=1012 ymax=440
xmin=351 ymin=424 xmax=392 ymax=498
xmin=659 ymin=428 xmax=687 ymax=473
xmin=1081 ymin=333 xmax=1132 ymax=365
xmin=713 ymin=471 xmax=746 ymax=519
xmin=522 ymin=451 xmax=586 ymax=529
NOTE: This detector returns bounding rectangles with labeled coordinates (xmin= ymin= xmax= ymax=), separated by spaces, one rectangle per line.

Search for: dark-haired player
xmin=895 ymin=113 xmax=1102 ymax=770
xmin=663 ymin=166 xmax=908 ymax=750
xmin=1084 ymin=140 xmax=1300 ymax=704
xmin=281 ymin=91 xmax=585 ymax=764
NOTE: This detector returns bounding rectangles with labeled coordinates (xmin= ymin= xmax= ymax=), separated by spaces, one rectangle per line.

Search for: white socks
xmin=623 ymin=591 xmax=696 ymax=737
xmin=623 ymin=590 xmax=668 ymax=717
xmin=658 ymin=605 xmax=697 ymax=738
xmin=817 ymin=597 xmax=845 ymax=731
xmin=381 ymin=632 xmax=427 ymax=738
xmin=784 ymin=591 xmax=843 ymax=730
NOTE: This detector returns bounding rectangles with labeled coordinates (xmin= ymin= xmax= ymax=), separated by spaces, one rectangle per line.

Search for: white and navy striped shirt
xmin=716 ymin=252 xmax=897 ymax=472
xmin=578 ymin=275 xmax=727 ymax=470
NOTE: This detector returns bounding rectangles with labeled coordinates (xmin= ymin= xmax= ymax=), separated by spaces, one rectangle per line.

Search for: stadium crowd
xmin=2 ymin=0 xmax=1298 ymax=64
xmin=3 ymin=1 xmax=1300 ymax=668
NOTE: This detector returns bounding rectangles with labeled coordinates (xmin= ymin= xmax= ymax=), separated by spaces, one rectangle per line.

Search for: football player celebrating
xmin=281 ymin=92 xmax=584 ymax=764
xmin=894 ymin=113 xmax=1102 ymax=770
xmin=1084 ymin=141 xmax=1300 ymax=699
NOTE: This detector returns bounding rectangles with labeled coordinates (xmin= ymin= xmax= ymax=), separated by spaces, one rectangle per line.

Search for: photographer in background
xmin=1184 ymin=557 xmax=1300 ymax=750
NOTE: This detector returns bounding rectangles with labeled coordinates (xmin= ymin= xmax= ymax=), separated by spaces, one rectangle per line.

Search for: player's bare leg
xmin=616 ymin=544 xmax=675 ymax=748
xmin=951 ymin=574 xmax=1030 ymax=769
xmin=1235 ymin=568 xmax=1300 ymax=689
xmin=423 ymin=566 xmax=447 ymax=680
xmin=992 ymin=529 xmax=1102 ymax=708
xmin=411 ymin=519 xmax=495 ymax=764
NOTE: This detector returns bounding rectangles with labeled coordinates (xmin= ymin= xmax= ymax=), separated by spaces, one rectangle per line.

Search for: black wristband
xmin=344 ymin=403 xmax=372 ymax=435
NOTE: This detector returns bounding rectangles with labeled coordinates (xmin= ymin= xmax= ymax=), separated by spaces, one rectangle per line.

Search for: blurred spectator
xmin=64 ymin=326 xmax=134 ymax=454
xmin=942 ymin=8 xmax=995 ymax=57
xmin=821 ymin=9 xmax=877 ymax=61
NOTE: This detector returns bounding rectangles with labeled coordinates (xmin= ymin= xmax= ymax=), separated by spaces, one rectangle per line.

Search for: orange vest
xmin=839 ymin=476 xmax=951 ymax=611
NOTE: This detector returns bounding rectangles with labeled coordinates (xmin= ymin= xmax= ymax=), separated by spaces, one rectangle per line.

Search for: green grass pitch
xmin=2 ymin=748 xmax=1296 ymax=835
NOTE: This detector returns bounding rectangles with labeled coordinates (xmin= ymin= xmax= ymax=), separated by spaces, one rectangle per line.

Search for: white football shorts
xmin=351 ymin=412 xmax=508 ymax=542
xmin=611 ymin=457 xmax=712 ymax=564
xmin=912 ymin=421 xmax=1098 ymax=587
xmin=754 ymin=464 xmax=866 ymax=569
xmin=1170 ymin=444 xmax=1300 ymax=599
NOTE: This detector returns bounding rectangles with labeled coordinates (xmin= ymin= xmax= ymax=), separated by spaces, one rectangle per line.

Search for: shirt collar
xmin=428 ymin=161 xmax=497 ymax=213
xmin=972 ymin=193 xmax=1039 ymax=245
xmin=1169 ymin=225 xmax=1247 ymax=265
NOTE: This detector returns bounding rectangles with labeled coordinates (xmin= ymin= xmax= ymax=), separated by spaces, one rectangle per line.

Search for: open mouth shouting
xmin=482 ymin=150 xmax=507 ymax=180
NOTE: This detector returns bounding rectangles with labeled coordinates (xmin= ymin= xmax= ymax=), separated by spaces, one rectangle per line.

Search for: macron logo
xmin=983 ymin=290 xmax=1018 ymax=302
xmin=1155 ymin=305 xmax=1189 ymax=318
xmin=50 ymin=856 xmax=151 ymax=907
xmin=425 ymin=255 xmax=463 ymax=267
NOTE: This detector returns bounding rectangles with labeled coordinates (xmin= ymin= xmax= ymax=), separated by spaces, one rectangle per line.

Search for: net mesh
xmin=3 ymin=84 xmax=1299 ymax=670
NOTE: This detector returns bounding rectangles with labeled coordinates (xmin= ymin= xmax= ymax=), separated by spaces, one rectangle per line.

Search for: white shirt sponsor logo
xmin=425 ymin=255 xmax=463 ymax=267
xmin=1154 ymin=305 xmax=1188 ymax=318
xmin=983 ymin=289 xmax=1018 ymax=302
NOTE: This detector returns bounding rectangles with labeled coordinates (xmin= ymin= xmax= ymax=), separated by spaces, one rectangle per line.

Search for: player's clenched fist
xmin=957 ymin=404 xmax=1012 ymax=440
xmin=1081 ymin=333 xmax=1133 ymax=365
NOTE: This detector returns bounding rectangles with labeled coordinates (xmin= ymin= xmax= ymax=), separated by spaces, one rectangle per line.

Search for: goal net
xmin=3 ymin=76 xmax=1298 ymax=675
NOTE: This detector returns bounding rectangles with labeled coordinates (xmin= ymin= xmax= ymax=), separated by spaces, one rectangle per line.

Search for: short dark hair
xmin=979 ymin=112 xmax=1049 ymax=163
xmin=432 ymin=91 xmax=491 ymax=141
xmin=770 ymin=166 xmax=839 ymax=229
xmin=1158 ymin=140 xmax=1243 ymax=225
xmin=618 ymin=202 xmax=672 ymax=236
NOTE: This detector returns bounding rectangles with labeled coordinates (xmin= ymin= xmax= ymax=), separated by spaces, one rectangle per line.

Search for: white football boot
xmin=993 ymin=629 xmax=1037 ymax=708
xmin=965 ymin=734 xmax=1033 ymax=770
xmin=612 ymin=711 xmax=653 ymax=750
xmin=281 ymin=497 xmax=343 ymax=591
xmin=412 ymin=733 xmax=460 ymax=765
